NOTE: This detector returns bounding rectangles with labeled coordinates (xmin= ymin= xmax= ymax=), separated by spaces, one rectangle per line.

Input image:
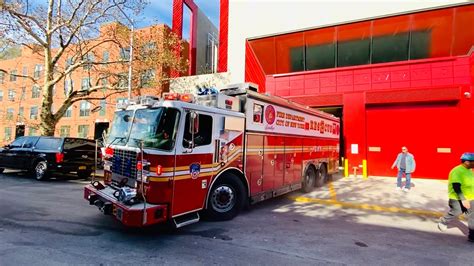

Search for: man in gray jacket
xmin=391 ymin=146 xmax=416 ymax=192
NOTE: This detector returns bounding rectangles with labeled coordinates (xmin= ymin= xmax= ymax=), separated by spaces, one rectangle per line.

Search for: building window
xmin=120 ymin=48 xmax=130 ymax=61
xmin=6 ymin=108 xmax=14 ymax=120
xmin=59 ymin=126 xmax=71 ymax=137
xmin=140 ymin=69 xmax=155 ymax=87
xmin=102 ymin=51 xmax=109 ymax=63
xmin=0 ymin=72 xmax=4 ymax=84
xmin=205 ymin=32 xmax=218 ymax=73
xmin=8 ymin=89 xmax=15 ymax=101
xmin=4 ymin=127 xmax=12 ymax=141
xmin=99 ymin=100 xmax=106 ymax=116
xmin=118 ymin=73 xmax=129 ymax=88
xmin=32 ymin=85 xmax=41 ymax=98
xmin=20 ymin=87 xmax=26 ymax=100
xmin=64 ymin=106 xmax=72 ymax=117
xmin=34 ymin=64 xmax=42 ymax=79
xmin=65 ymin=57 xmax=74 ymax=69
xmin=64 ymin=79 xmax=73 ymax=95
xmin=30 ymin=106 xmax=38 ymax=119
xmin=79 ymin=101 xmax=91 ymax=117
xmin=81 ymin=77 xmax=91 ymax=90
xmin=78 ymin=125 xmax=89 ymax=138
xmin=0 ymin=91 xmax=3 ymax=101
xmin=28 ymin=127 xmax=37 ymax=136
xmin=9 ymin=70 xmax=17 ymax=82
xmin=83 ymin=53 xmax=94 ymax=70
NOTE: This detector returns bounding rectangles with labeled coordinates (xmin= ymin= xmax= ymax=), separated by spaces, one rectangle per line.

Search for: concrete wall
xmin=170 ymin=72 xmax=231 ymax=93
xmin=226 ymin=0 xmax=471 ymax=83
xmin=196 ymin=9 xmax=218 ymax=75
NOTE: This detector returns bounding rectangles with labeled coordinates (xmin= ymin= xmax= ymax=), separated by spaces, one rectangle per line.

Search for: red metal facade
xmin=261 ymin=53 xmax=474 ymax=179
xmin=244 ymin=5 xmax=474 ymax=179
xmin=172 ymin=0 xmax=198 ymax=76
xmin=218 ymin=0 xmax=229 ymax=72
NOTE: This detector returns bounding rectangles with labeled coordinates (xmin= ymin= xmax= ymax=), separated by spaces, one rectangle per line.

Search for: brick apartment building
xmin=0 ymin=23 xmax=182 ymax=145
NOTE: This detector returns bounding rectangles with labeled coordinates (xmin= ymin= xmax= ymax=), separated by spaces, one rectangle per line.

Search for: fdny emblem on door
xmin=190 ymin=163 xmax=201 ymax=179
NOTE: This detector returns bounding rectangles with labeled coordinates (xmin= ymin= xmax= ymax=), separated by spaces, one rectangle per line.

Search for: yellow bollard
xmin=362 ymin=159 xmax=368 ymax=179
xmin=344 ymin=159 xmax=349 ymax=178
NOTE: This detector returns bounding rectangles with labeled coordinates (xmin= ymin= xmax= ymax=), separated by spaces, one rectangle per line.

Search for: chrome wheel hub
xmin=211 ymin=185 xmax=235 ymax=213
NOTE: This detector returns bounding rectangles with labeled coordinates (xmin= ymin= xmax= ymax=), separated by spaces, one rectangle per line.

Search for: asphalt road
xmin=1 ymin=171 xmax=473 ymax=265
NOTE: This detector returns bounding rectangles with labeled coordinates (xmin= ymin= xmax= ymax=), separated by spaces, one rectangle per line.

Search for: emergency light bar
xmin=116 ymin=100 xmax=129 ymax=110
xmin=162 ymin=92 xmax=194 ymax=103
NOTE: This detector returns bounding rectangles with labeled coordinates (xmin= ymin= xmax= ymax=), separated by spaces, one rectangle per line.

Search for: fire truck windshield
xmin=107 ymin=110 xmax=133 ymax=146
xmin=108 ymin=107 xmax=180 ymax=151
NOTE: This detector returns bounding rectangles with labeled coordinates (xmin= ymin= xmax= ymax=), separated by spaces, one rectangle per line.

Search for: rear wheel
xmin=302 ymin=166 xmax=316 ymax=193
xmin=33 ymin=161 xmax=49 ymax=181
xmin=204 ymin=173 xmax=246 ymax=221
xmin=77 ymin=170 xmax=92 ymax=180
xmin=315 ymin=164 xmax=328 ymax=187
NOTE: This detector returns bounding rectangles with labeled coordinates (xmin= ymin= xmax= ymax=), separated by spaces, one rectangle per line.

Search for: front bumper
xmin=84 ymin=184 xmax=168 ymax=227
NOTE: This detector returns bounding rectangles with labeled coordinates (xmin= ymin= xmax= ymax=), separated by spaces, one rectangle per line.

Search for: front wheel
xmin=204 ymin=173 xmax=246 ymax=221
xmin=33 ymin=161 xmax=49 ymax=181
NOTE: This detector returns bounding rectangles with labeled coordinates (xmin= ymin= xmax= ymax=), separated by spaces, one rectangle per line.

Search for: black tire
xmin=32 ymin=160 xmax=49 ymax=181
xmin=315 ymin=164 xmax=328 ymax=188
xmin=0 ymin=168 xmax=4 ymax=174
xmin=77 ymin=170 xmax=92 ymax=180
xmin=302 ymin=166 xmax=316 ymax=193
xmin=204 ymin=173 xmax=246 ymax=221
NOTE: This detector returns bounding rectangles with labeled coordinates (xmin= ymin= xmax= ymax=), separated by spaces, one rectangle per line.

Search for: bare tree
xmin=0 ymin=0 xmax=188 ymax=136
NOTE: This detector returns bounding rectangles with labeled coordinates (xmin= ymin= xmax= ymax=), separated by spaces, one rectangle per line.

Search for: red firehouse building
xmin=174 ymin=2 xmax=474 ymax=179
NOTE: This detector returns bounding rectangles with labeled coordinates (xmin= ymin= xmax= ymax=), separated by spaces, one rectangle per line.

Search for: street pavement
xmin=0 ymin=170 xmax=473 ymax=265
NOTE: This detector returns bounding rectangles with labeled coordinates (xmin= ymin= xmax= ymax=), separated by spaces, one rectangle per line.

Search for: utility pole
xmin=114 ymin=1 xmax=134 ymax=100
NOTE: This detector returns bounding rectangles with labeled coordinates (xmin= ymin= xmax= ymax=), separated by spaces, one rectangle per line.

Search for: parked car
xmin=0 ymin=136 xmax=98 ymax=180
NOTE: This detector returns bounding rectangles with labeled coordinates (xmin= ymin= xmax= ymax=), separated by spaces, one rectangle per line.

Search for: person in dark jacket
xmin=438 ymin=152 xmax=474 ymax=243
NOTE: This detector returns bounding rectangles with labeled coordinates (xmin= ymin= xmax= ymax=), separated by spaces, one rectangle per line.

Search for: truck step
xmin=173 ymin=212 xmax=200 ymax=228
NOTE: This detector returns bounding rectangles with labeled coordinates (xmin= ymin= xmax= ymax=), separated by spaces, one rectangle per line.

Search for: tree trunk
xmin=39 ymin=107 xmax=57 ymax=136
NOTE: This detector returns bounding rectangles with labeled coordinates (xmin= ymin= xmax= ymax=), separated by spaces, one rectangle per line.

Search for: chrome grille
xmin=111 ymin=149 xmax=138 ymax=179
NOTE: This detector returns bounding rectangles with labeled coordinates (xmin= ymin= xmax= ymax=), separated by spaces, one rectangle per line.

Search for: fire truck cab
xmin=84 ymin=83 xmax=340 ymax=228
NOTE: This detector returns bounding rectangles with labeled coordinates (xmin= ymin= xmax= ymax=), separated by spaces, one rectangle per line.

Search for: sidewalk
xmin=282 ymin=174 xmax=469 ymax=236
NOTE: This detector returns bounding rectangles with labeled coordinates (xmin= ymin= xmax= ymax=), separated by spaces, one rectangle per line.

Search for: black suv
xmin=0 ymin=136 xmax=97 ymax=180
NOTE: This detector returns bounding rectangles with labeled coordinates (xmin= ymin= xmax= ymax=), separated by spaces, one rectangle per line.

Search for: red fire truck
xmin=84 ymin=83 xmax=340 ymax=227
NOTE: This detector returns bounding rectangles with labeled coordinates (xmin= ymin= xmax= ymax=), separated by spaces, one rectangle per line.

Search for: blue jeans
xmin=397 ymin=169 xmax=411 ymax=189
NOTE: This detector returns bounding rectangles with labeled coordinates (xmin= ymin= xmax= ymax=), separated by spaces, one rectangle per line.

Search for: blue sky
xmin=28 ymin=0 xmax=220 ymax=40
xmin=137 ymin=0 xmax=220 ymax=39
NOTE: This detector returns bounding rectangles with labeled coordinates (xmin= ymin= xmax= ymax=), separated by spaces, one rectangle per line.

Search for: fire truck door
xmin=262 ymin=136 xmax=275 ymax=191
xmin=245 ymin=134 xmax=264 ymax=196
xmin=172 ymin=112 xmax=215 ymax=217
xmin=285 ymin=137 xmax=303 ymax=185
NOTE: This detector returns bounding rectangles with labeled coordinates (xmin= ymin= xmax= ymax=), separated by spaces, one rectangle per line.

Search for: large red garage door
xmin=366 ymin=103 xmax=462 ymax=179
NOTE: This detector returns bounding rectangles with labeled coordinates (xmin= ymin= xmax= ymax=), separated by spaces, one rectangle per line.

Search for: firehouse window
xmin=253 ymin=103 xmax=263 ymax=124
xmin=409 ymin=31 xmax=431 ymax=60
xmin=337 ymin=38 xmax=371 ymax=67
xmin=183 ymin=113 xmax=212 ymax=148
xmin=372 ymin=33 xmax=409 ymax=63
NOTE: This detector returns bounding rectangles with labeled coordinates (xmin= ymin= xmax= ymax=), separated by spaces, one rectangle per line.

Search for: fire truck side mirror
xmin=189 ymin=112 xmax=199 ymax=135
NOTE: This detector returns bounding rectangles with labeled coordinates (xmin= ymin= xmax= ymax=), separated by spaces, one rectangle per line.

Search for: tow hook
xmin=94 ymin=200 xmax=113 ymax=215
xmin=88 ymin=194 xmax=98 ymax=205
